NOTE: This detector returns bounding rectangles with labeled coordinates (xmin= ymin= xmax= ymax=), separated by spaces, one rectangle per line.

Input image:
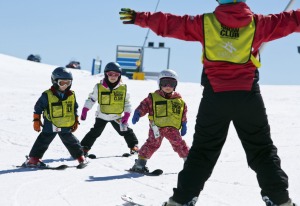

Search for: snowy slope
xmin=0 ymin=53 xmax=299 ymax=206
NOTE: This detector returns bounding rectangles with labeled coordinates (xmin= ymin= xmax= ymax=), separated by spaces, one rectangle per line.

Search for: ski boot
xmin=130 ymin=158 xmax=149 ymax=173
xmin=130 ymin=145 xmax=139 ymax=155
xmin=263 ymin=196 xmax=297 ymax=206
xmin=82 ymin=146 xmax=96 ymax=159
xmin=162 ymin=197 xmax=198 ymax=206
xmin=82 ymin=146 xmax=90 ymax=157
xmin=76 ymin=155 xmax=88 ymax=169
xmin=22 ymin=156 xmax=46 ymax=168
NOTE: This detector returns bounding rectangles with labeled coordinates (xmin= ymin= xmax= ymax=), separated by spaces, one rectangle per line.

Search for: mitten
xmin=119 ymin=8 xmax=137 ymax=24
xmin=80 ymin=107 xmax=89 ymax=120
xmin=121 ymin=112 xmax=130 ymax=124
xmin=33 ymin=113 xmax=43 ymax=132
xmin=132 ymin=110 xmax=140 ymax=124
xmin=71 ymin=116 xmax=80 ymax=132
xmin=181 ymin=122 xmax=187 ymax=136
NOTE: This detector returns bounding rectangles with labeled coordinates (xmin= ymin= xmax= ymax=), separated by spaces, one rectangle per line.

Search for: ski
xmin=17 ymin=163 xmax=88 ymax=170
xmin=16 ymin=164 xmax=68 ymax=170
xmin=121 ymin=194 xmax=144 ymax=206
xmin=18 ymin=155 xmax=87 ymax=170
xmin=125 ymin=168 xmax=163 ymax=176
xmin=87 ymin=152 xmax=133 ymax=159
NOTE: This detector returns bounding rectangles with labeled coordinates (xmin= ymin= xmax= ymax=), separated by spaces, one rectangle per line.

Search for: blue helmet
xmin=104 ymin=62 xmax=122 ymax=73
xmin=51 ymin=67 xmax=73 ymax=90
xmin=218 ymin=0 xmax=246 ymax=4
xmin=104 ymin=62 xmax=122 ymax=85
xmin=51 ymin=67 xmax=73 ymax=84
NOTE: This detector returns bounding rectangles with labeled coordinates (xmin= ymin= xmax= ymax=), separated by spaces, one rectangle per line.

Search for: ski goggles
xmin=106 ymin=71 xmax=121 ymax=77
xmin=160 ymin=78 xmax=177 ymax=88
xmin=57 ymin=79 xmax=72 ymax=87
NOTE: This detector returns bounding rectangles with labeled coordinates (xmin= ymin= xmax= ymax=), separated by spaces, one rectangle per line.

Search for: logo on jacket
xmin=221 ymin=42 xmax=236 ymax=53
xmin=171 ymin=101 xmax=182 ymax=114
xmin=113 ymin=91 xmax=124 ymax=101
xmin=220 ymin=25 xmax=239 ymax=39
xmin=66 ymin=102 xmax=73 ymax=112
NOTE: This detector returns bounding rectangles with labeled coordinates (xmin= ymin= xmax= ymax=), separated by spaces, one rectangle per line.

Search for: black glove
xmin=119 ymin=8 xmax=136 ymax=24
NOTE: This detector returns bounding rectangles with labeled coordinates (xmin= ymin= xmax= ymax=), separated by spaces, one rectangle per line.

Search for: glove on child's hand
xmin=181 ymin=122 xmax=187 ymax=136
xmin=119 ymin=8 xmax=137 ymax=24
xmin=121 ymin=112 xmax=130 ymax=124
xmin=80 ymin=107 xmax=89 ymax=120
xmin=71 ymin=117 xmax=80 ymax=132
xmin=33 ymin=113 xmax=43 ymax=132
xmin=132 ymin=110 xmax=140 ymax=124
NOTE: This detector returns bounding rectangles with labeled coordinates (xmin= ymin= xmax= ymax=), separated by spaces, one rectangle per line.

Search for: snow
xmin=0 ymin=53 xmax=299 ymax=206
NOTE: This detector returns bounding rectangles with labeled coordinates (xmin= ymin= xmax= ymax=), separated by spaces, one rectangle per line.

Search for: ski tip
xmin=121 ymin=194 xmax=144 ymax=206
xmin=87 ymin=154 xmax=97 ymax=159
xmin=151 ymin=169 xmax=163 ymax=176
xmin=56 ymin=165 xmax=68 ymax=170
xmin=122 ymin=153 xmax=131 ymax=157
xmin=121 ymin=194 xmax=132 ymax=201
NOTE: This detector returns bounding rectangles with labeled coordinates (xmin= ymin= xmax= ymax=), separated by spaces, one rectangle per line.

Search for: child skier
xmin=80 ymin=62 xmax=139 ymax=157
xmin=23 ymin=67 xmax=87 ymax=168
xmin=130 ymin=69 xmax=189 ymax=173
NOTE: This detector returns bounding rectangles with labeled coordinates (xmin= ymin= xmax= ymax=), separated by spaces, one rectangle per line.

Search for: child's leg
xmin=58 ymin=132 xmax=83 ymax=159
xmin=29 ymin=132 xmax=56 ymax=158
xmin=138 ymin=127 xmax=163 ymax=159
xmin=111 ymin=120 xmax=138 ymax=149
xmin=80 ymin=118 xmax=107 ymax=150
xmin=163 ymin=128 xmax=189 ymax=158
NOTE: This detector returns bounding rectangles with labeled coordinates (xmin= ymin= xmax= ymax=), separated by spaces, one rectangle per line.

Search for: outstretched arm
xmin=120 ymin=8 xmax=204 ymax=43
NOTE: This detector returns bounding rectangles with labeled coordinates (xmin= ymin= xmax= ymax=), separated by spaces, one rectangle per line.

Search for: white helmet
xmin=157 ymin=69 xmax=178 ymax=89
xmin=158 ymin=69 xmax=178 ymax=81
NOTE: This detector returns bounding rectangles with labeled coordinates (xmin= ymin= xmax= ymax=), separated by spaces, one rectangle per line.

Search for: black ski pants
xmin=172 ymin=86 xmax=289 ymax=205
xmin=29 ymin=132 xmax=83 ymax=159
xmin=80 ymin=118 xmax=138 ymax=150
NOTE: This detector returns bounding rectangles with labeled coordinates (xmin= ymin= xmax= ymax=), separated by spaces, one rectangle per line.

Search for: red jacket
xmin=135 ymin=3 xmax=300 ymax=92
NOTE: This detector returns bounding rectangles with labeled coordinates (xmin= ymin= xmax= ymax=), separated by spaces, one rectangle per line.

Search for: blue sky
xmin=0 ymin=0 xmax=299 ymax=84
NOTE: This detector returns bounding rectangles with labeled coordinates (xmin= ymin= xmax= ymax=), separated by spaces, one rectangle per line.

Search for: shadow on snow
xmin=86 ymin=173 xmax=144 ymax=181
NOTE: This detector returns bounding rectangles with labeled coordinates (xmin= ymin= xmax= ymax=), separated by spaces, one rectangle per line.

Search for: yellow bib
xmin=44 ymin=90 xmax=76 ymax=128
xmin=98 ymin=84 xmax=126 ymax=114
xmin=149 ymin=93 xmax=184 ymax=129
xmin=203 ymin=13 xmax=260 ymax=67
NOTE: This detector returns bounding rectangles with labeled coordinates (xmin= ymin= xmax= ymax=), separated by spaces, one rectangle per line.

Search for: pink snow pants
xmin=138 ymin=126 xmax=189 ymax=159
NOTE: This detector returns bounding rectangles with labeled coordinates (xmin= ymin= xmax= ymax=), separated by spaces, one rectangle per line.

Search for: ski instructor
xmin=119 ymin=0 xmax=300 ymax=206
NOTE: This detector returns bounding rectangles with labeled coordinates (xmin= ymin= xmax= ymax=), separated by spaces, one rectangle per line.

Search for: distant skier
xmin=130 ymin=69 xmax=189 ymax=173
xmin=24 ymin=67 xmax=87 ymax=168
xmin=80 ymin=62 xmax=139 ymax=156
xmin=119 ymin=0 xmax=300 ymax=205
